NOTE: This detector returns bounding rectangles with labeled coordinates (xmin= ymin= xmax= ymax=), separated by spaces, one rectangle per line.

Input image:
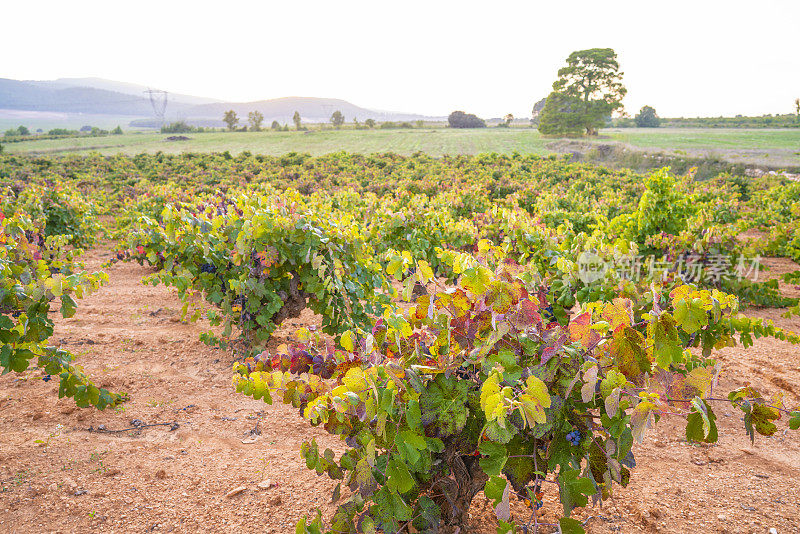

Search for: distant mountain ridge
xmin=0 ymin=78 xmax=159 ymax=116
xmin=25 ymin=77 xmax=221 ymax=106
xmin=0 ymin=77 xmax=441 ymax=127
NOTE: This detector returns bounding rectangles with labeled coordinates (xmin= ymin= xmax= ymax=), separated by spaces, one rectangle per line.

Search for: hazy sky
xmin=5 ymin=0 xmax=800 ymax=118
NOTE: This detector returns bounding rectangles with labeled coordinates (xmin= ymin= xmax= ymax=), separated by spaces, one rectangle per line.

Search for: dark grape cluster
xmin=200 ymin=262 xmax=217 ymax=274
xmin=566 ymin=429 xmax=581 ymax=446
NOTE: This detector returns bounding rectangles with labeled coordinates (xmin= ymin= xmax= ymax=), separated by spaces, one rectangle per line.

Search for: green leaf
xmin=502 ymin=436 xmax=537 ymax=491
xmin=462 ymin=266 xmax=493 ymax=295
xmin=11 ymin=349 xmax=35 ymax=373
xmin=478 ymin=441 xmax=508 ymax=476
xmin=673 ymin=298 xmax=708 ymax=334
xmin=751 ymin=403 xmax=780 ymax=437
xmin=484 ymin=475 xmax=507 ymax=506
xmin=354 ymin=458 xmax=378 ymax=497
xmin=374 ymin=487 xmax=413 ymax=522
xmin=559 ymin=517 xmax=586 ymax=534
xmin=419 ymin=374 xmax=468 ymax=438
xmin=649 ymin=312 xmax=683 ymax=369
xmin=386 ymin=458 xmax=414 ymax=494
xmin=0 ymin=315 xmax=13 ymax=330
xmin=484 ymin=420 xmax=517 ymax=444
xmin=406 ymin=399 xmax=422 ymax=432
xmin=0 ymin=344 xmax=12 ymax=372
xmin=789 ymin=411 xmax=800 ymax=431
xmin=558 ymin=468 xmax=596 ymax=516
xmin=685 ymin=397 xmax=718 ymax=443
xmin=396 ymin=430 xmax=427 ymax=465
xmin=59 ymin=294 xmax=78 ymax=318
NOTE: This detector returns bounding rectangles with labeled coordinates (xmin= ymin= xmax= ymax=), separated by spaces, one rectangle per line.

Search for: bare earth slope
xmin=1 ymin=246 xmax=798 ymax=533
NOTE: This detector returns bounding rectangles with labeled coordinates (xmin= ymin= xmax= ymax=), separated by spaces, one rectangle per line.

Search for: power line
xmin=145 ymin=89 xmax=168 ymax=126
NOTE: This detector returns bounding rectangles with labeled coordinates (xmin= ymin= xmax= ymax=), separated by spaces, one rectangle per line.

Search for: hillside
xmin=0 ymin=77 xmax=440 ymax=128
xmin=0 ymin=78 xmax=175 ymax=116
xmin=25 ymin=77 xmax=221 ymax=106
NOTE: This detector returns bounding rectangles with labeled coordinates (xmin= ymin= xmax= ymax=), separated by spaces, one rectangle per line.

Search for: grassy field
xmin=4 ymin=127 xmax=800 ymax=166
xmin=603 ymin=128 xmax=800 ymax=167
xmin=0 ymin=128 xmax=550 ymax=157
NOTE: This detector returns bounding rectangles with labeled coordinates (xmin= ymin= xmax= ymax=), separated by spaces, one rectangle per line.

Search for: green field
xmin=603 ymin=128 xmax=800 ymax=166
xmin=0 ymin=128 xmax=544 ymax=157
xmin=4 ymin=127 xmax=800 ymax=166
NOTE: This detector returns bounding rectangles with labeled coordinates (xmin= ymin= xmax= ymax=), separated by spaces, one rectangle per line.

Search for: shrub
xmin=235 ymin=248 xmax=800 ymax=533
xmin=634 ymin=106 xmax=661 ymax=128
xmin=448 ymin=111 xmax=486 ymax=128
xmin=48 ymin=128 xmax=78 ymax=136
xmin=162 ymin=121 xmax=196 ymax=133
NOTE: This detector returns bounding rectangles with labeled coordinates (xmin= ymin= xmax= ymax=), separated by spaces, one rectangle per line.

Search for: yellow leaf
xmin=341 ymin=330 xmax=356 ymax=352
xmin=417 ymin=260 xmax=434 ymax=283
xmin=480 ymin=371 xmax=501 ymax=412
xmin=524 ymin=375 xmax=551 ymax=408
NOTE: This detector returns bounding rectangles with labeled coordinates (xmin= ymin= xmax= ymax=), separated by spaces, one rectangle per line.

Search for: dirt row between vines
xmin=1 ymin=246 xmax=799 ymax=533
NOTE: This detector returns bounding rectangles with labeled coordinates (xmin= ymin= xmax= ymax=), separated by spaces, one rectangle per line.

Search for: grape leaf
xmin=419 ymin=374 xmax=468 ymax=438
xmin=558 ymin=468 xmax=596 ymax=516
xmin=570 ymin=312 xmax=601 ymax=347
xmin=673 ymin=297 xmax=708 ymax=334
xmin=478 ymin=441 xmax=508 ymax=476
xmin=649 ymin=312 xmax=683 ymax=369
xmin=610 ymin=326 xmax=651 ymax=380
xmin=686 ymin=397 xmax=718 ymax=443
xmin=789 ymin=411 xmax=800 ymax=430
xmin=386 ymin=458 xmax=414 ymax=494
xmin=484 ymin=475 xmax=507 ymax=505
xmin=631 ymin=400 xmax=656 ymax=443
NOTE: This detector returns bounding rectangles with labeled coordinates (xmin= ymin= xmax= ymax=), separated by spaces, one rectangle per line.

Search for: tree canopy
xmin=538 ymin=48 xmax=626 ymax=136
xmin=248 ymin=110 xmax=264 ymax=131
xmin=634 ymin=105 xmax=660 ymax=128
xmin=448 ymin=111 xmax=486 ymax=128
xmin=223 ymin=110 xmax=239 ymax=131
xmin=330 ymin=110 xmax=345 ymax=129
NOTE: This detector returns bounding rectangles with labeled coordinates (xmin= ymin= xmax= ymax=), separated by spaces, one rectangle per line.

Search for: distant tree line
xmin=613 ymin=113 xmax=800 ymax=129
xmin=218 ymin=109 xmax=431 ymax=132
xmin=1 ymin=124 xmax=124 ymax=141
